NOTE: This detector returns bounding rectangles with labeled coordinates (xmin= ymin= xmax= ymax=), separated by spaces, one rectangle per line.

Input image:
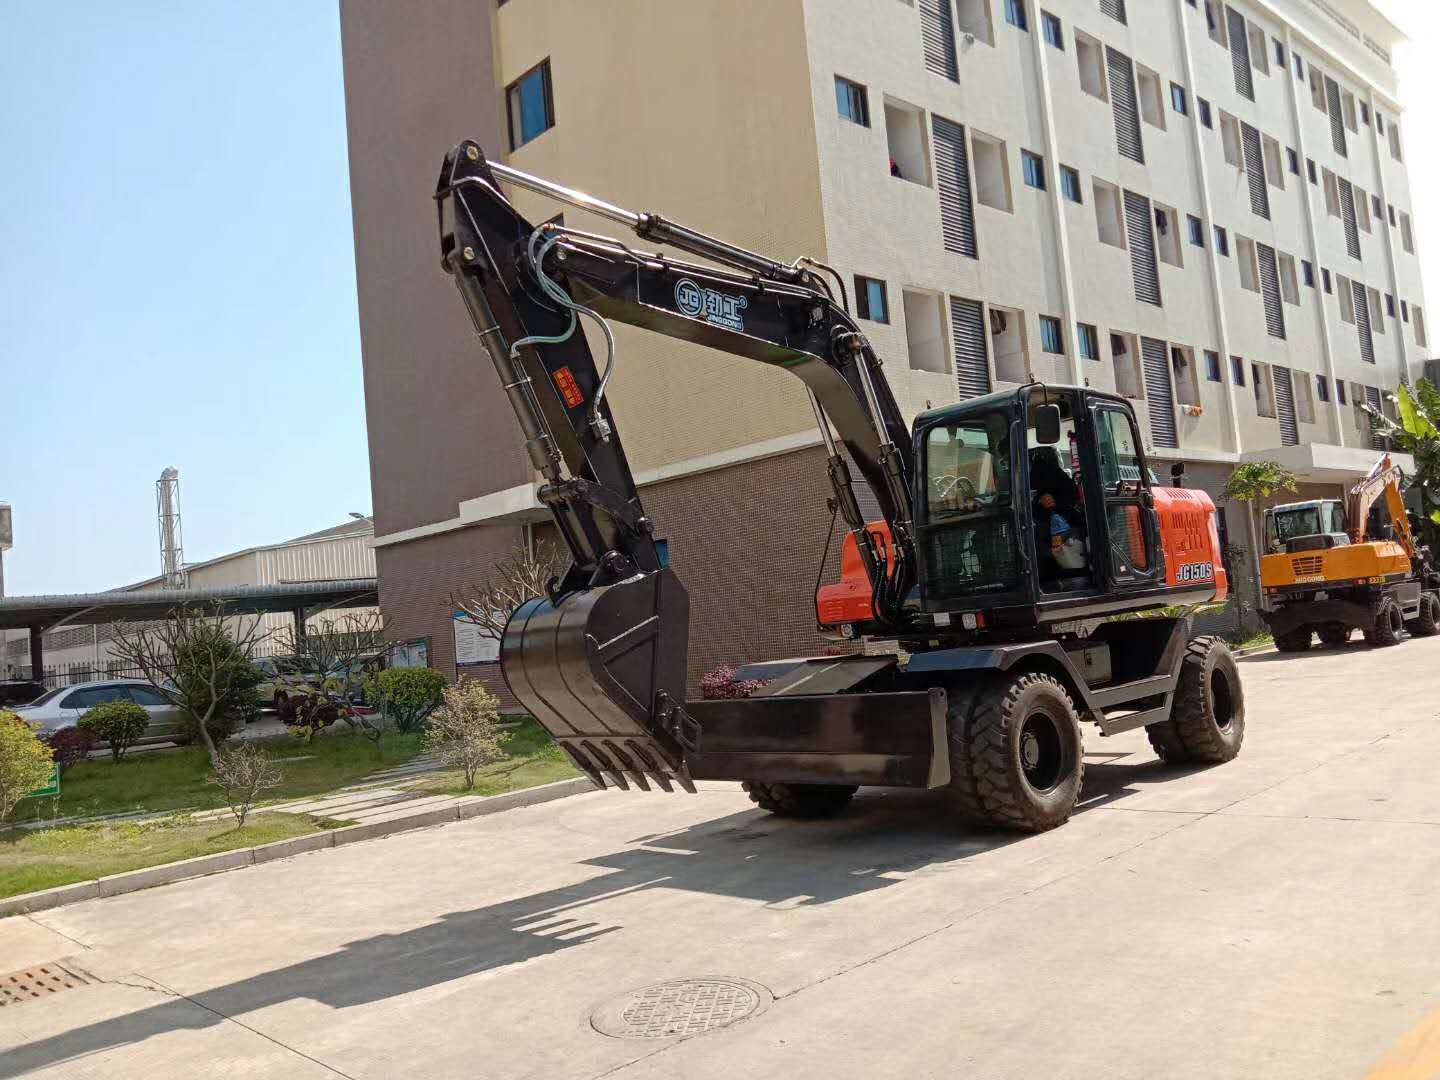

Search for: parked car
xmin=11 ymin=679 xmax=187 ymax=744
xmin=251 ymin=656 xmax=324 ymax=710
xmin=0 ymin=680 xmax=45 ymax=708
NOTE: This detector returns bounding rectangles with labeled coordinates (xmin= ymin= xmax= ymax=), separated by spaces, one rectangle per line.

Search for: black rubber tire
xmin=1406 ymin=593 xmax=1440 ymax=637
xmin=1273 ymin=627 xmax=1313 ymax=653
xmin=1365 ymin=597 xmax=1404 ymax=646
xmin=946 ymin=672 xmax=1084 ymax=833
xmin=1146 ymin=636 xmax=1244 ymax=765
xmin=742 ymin=781 xmax=858 ymax=818
xmin=1317 ymin=622 xmax=1352 ymax=646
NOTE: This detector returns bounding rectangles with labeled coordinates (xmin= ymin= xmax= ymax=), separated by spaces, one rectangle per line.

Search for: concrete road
xmin=4 ymin=639 xmax=1440 ymax=1079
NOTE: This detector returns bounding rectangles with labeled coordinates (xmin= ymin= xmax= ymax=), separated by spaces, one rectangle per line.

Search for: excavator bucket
xmin=501 ymin=568 xmax=699 ymax=792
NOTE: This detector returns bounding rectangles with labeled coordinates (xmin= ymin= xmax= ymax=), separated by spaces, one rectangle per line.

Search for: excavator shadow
xmin=2 ymin=759 xmax=1193 ymax=1077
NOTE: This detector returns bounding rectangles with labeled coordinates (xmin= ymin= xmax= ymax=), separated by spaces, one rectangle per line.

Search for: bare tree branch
xmin=272 ymin=609 xmax=390 ymax=698
xmin=450 ymin=541 xmax=564 ymax=642
xmin=109 ymin=601 xmax=269 ymax=768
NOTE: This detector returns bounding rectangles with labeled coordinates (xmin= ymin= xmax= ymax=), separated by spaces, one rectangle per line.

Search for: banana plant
xmin=1362 ymin=378 xmax=1440 ymax=545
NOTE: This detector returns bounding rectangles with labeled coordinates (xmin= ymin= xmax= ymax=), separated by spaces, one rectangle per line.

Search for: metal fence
xmin=8 ymin=665 xmax=149 ymax=690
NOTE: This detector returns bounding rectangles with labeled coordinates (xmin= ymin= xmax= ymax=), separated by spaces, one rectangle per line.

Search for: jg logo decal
xmin=675 ymin=278 xmax=747 ymax=333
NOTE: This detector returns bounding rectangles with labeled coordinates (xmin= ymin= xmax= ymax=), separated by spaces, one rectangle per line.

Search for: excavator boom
xmin=435 ymin=142 xmax=916 ymax=789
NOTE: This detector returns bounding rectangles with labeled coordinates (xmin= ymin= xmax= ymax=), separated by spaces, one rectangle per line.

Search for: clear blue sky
xmin=0 ymin=1 xmax=366 ymax=595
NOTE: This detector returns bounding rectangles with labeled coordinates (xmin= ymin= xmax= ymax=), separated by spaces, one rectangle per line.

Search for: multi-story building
xmin=340 ymin=0 xmax=1426 ymax=690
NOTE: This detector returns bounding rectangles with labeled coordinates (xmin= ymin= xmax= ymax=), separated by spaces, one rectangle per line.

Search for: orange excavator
xmin=434 ymin=142 xmax=1244 ymax=831
xmin=1261 ymin=455 xmax=1440 ymax=649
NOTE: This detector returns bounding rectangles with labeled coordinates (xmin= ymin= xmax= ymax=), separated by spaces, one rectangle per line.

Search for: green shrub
xmin=365 ymin=667 xmax=447 ymax=734
xmin=172 ymin=624 xmax=264 ymax=748
xmin=78 ymin=700 xmax=150 ymax=763
xmin=424 ymin=679 xmax=504 ymax=789
xmin=1 ymin=712 xmax=54 ymax=823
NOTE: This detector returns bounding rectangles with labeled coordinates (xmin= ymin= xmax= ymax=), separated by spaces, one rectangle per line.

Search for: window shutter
xmin=1324 ymin=76 xmax=1347 ymax=156
xmin=1124 ymin=190 xmax=1162 ymax=307
xmin=1239 ymin=123 xmax=1270 ymax=220
xmin=1338 ymin=178 xmax=1361 ymax=259
xmin=1098 ymin=0 xmax=1126 ymax=24
xmin=932 ymin=117 xmax=978 ymax=258
xmin=1365 ymin=385 xmax=1385 ymax=449
xmin=1353 ymin=280 xmax=1375 ymax=362
xmin=1257 ymin=243 xmax=1286 ymax=339
xmin=1273 ymin=366 xmax=1299 ymax=445
xmin=919 ymin=0 xmax=960 ymax=82
xmin=1141 ymin=337 xmax=1178 ymax=448
xmin=1106 ymin=47 xmax=1144 ymax=164
xmin=1226 ymin=8 xmax=1254 ymax=100
xmin=949 ymin=297 xmax=992 ymax=398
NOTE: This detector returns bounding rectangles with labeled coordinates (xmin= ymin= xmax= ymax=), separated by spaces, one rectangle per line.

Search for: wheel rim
xmin=1019 ymin=710 xmax=1068 ymax=793
xmin=1210 ymin=669 xmax=1235 ymax=732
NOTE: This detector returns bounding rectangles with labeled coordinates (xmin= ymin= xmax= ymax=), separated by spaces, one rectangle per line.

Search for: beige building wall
xmin=492 ymin=0 xmax=830 ymax=475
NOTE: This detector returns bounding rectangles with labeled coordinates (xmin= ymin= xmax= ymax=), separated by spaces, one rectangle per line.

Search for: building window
xmin=1336 ymin=380 xmax=1346 ymax=405
xmin=1077 ymin=322 xmax=1099 ymax=360
xmin=855 ymin=275 xmax=889 ymax=323
xmin=506 ymin=59 xmax=555 ymax=150
xmin=1386 ymin=293 xmax=1396 ymax=318
xmin=1361 ymin=102 xmax=1371 ymax=125
xmin=1021 ymin=149 xmax=1046 ymax=190
xmin=1214 ymin=225 xmax=1229 ymax=256
xmin=1005 ymin=0 xmax=1028 ymax=31
xmin=1401 ymin=212 xmax=1415 ymax=254
xmin=1155 ymin=204 xmax=1182 ymax=267
xmin=1187 ymin=214 xmax=1204 ymax=247
xmin=1286 ymin=148 xmax=1300 ymax=175
xmin=1302 ymin=260 xmax=1315 ymax=287
xmin=1389 ymin=203 xmax=1397 ymax=227
xmin=1040 ymin=315 xmax=1064 ymax=354
xmin=1235 ymin=235 xmax=1260 ymax=292
xmin=965 ymin=130 xmax=1010 ymax=215
xmin=1294 ymin=52 xmax=1304 ymax=79
xmin=1306 ymin=158 xmax=1317 ymax=185
xmin=1197 ymin=97 xmax=1212 ymax=128
xmin=1231 ymin=355 xmax=1245 ymax=386
xmin=1172 ymin=345 xmax=1200 ymax=406
xmin=1417 ymin=307 xmax=1429 ymax=348
xmin=1042 ymin=10 xmax=1063 ymax=48
xmin=1171 ymin=83 xmax=1188 ymax=116
xmin=1093 ymin=178 xmax=1125 ymax=247
xmin=1322 ymin=268 xmax=1332 ymax=294
xmin=1205 ymin=350 xmax=1222 ymax=382
xmin=885 ymin=99 xmax=930 ymax=185
xmin=1377 ymin=112 xmax=1385 ymax=135
xmin=1075 ymin=31 xmax=1108 ymax=101
xmin=1403 ymin=300 xmax=1410 ymax=322
xmin=1317 ymin=375 xmax=1330 ymax=403
xmin=1372 ymin=193 xmax=1383 ymax=220
xmin=1278 ymin=252 xmax=1300 ymax=305
xmin=1390 ymin=121 xmax=1403 ymax=162
xmin=1253 ymin=363 xmax=1276 ymax=416
xmin=835 ymin=76 xmax=870 ymax=127
xmin=1060 ymin=165 xmax=1082 ymax=203
xmin=1273 ymin=39 xmax=1286 ymax=67
xmin=1137 ymin=65 xmax=1167 ymax=129
xmin=903 ymin=290 xmax=948 ymax=372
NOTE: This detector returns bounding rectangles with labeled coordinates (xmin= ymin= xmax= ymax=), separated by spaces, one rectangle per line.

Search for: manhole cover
xmin=0 ymin=964 xmax=93 ymax=1008
xmin=591 ymin=977 xmax=771 ymax=1039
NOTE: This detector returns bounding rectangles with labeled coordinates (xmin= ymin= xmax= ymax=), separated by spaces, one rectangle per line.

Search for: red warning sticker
xmin=553 ymin=366 xmax=584 ymax=408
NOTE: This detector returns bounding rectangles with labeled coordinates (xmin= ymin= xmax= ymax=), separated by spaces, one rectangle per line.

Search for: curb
xmin=1232 ymin=642 xmax=1275 ymax=657
xmin=0 ymin=776 xmax=599 ymax=919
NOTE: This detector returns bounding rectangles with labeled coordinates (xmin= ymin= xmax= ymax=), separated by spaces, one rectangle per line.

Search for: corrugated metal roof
xmin=0 ymin=579 xmax=378 ymax=630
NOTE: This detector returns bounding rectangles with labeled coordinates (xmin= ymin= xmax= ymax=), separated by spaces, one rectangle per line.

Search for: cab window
xmin=1094 ymin=408 xmax=1144 ymax=489
xmin=924 ymin=411 xmax=1011 ymax=516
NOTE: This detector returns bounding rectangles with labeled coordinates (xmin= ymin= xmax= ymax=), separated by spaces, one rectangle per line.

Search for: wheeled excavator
xmin=1261 ymin=454 xmax=1440 ymax=649
xmin=434 ymin=141 xmax=1246 ymax=832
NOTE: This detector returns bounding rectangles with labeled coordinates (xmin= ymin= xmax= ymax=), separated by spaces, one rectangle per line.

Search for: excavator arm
xmin=434 ymin=141 xmax=916 ymax=789
xmin=1347 ymin=455 xmax=1415 ymax=560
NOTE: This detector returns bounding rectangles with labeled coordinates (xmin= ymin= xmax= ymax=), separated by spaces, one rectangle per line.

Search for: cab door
xmin=1088 ymin=400 xmax=1163 ymax=587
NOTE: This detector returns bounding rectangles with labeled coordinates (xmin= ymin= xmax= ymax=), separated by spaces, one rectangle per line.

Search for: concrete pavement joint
xmin=141 ymin=974 xmax=358 ymax=1080
xmin=23 ymin=913 xmax=91 ymax=951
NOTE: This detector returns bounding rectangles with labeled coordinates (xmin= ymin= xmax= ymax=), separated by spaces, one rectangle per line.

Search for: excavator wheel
xmin=742 ymin=781 xmax=857 ymax=818
xmin=1146 ymin=636 xmax=1244 ymax=765
xmin=1406 ymin=593 xmax=1440 ymax=637
xmin=1273 ymin=627 xmax=1313 ymax=653
xmin=1365 ymin=596 xmax=1404 ymax=647
xmin=946 ymin=672 xmax=1084 ymax=833
xmin=1317 ymin=622 xmax=1352 ymax=646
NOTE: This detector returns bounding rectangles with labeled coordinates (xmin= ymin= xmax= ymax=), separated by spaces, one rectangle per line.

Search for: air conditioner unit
xmin=989 ymin=310 xmax=1008 ymax=335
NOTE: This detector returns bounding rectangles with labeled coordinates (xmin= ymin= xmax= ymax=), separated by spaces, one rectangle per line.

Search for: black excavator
xmin=434 ymin=141 xmax=1244 ymax=831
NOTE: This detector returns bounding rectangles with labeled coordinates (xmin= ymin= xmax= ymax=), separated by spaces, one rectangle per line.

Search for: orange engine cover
xmin=816 ymin=522 xmax=892 ymax=628
xmin=1152 ymin=486 xmax=1228 ymax=601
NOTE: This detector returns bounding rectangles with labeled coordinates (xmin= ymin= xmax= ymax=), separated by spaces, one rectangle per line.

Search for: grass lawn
xmin=405 ymin=717 xmax=579 ymax=797
xmin=0 ymin=812 xmax=338 ymax=898
xmin=9 ymin=731 xmax=427 ymax=825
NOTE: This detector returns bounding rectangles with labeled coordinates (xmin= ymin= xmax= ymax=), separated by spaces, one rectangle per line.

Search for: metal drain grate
xmin=0 ymin=964 xmax=93 ymax=1007
xmin=591 ymin=977 xmax=771 ymax=1039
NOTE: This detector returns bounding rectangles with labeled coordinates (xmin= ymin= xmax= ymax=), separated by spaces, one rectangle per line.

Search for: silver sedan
xmin=12 ymin=679 xmax=187 ymax=744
